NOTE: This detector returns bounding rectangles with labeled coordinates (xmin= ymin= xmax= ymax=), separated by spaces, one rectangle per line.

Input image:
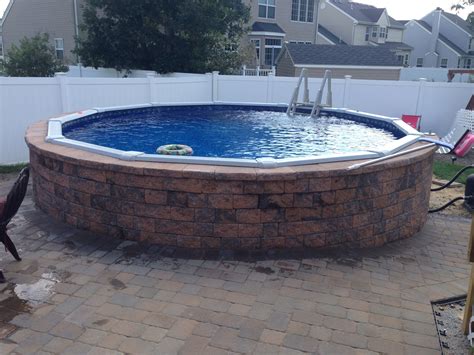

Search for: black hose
xmin=431 ymin=165 xmax=474 ymax=192
xmin=428 ymin=196 xmax=466 ymax=213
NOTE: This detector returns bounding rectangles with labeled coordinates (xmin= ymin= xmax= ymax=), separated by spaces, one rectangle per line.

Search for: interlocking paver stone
xmin=2 ymin=178 xmax=470 ymax=354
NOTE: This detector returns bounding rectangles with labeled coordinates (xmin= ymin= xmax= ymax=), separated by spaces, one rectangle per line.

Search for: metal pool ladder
xmin=287 ymin=69 xmax=333 ymax=118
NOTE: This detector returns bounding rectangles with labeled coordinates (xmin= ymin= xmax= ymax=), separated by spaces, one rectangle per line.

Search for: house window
xmin=372 ymin=27 xmax=378 ymax=38
xmin=0 ymin=36 xmax=3 ymax=57
xmin=54 ymin=38 xmax=64 ymax=60
xmin=250 ymin=39 xmax=260 ymax=62
xmin=291 ymin=0 xmax=314 ymax=22
xmin=379 ymin=27 xmax=386 ymax=39
xmin=458 ymin=58 xmax=462 ymax=68
xmin=416 ymin=58 xmax=423 ymax=67
xmin=440 ymin=58 xmax=448 ymax=68
xmin=469 ymin=38 xmax=474 ymax=51
xmin=365 ymin=27 xmax=370 ymax=41
xmin=465 ymin=58 xmax=472 ymax=69
xmin=404 ymin=54 xmax=409 ymax=66
xmin=264 ymin=38 xmax=282 ymax=66
xmin=259 ymin=0 xmax=276 ymax=19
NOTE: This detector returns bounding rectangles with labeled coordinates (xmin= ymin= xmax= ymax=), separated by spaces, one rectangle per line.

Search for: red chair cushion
xmin=454 ymin=133 xmax=474 ymax=157
xmin=402 ymin=115 xmax=421 ymax=130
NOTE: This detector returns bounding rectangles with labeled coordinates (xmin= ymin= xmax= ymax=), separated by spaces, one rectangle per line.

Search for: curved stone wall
xmin=26 ymin=121 xmax=435 ymax=251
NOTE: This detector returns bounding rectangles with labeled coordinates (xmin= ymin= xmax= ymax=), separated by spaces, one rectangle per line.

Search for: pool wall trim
xmin=45 ymin=102 xmax=422 ymax=169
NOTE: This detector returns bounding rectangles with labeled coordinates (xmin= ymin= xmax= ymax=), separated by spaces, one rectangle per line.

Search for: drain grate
xmin=432 ymin=295 xmax=471 ymax=355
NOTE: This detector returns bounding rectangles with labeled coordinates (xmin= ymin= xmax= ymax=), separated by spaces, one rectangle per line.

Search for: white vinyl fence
xmin=0 ymin=72 xmax=472 ymax=164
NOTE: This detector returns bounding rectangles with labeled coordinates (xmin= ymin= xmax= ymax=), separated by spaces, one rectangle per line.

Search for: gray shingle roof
xmin=282 ymin=43 xmax=402 ymax=67
xmin=251 ymin=22 xmax=285 ymax=34
xmin=388 ymin=16 xmax=405 ymax=29
xmin=378 ymin=42 xmax=413 ymax=51
xmin=318 ymin=25 xmax=346 ymax=45
xmin=442 ymin=11 xmax=474 ymax=35
xmin=329 ymin=0 xmax=382 ymax=23
xmin=416 ymin=20 xmax=467 ymax=55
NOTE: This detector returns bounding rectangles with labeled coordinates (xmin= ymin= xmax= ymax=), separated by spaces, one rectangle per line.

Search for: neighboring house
xmin=403 ymin=8 xmax=474 ymax=69
xmin=276 ymin=43 xmax=403 ymax=80
xmin=1 ymin=0 xmax=85 ymax=63
xmin=245 ymin=0 xmax=325 ymax=68
xmin=317 ymin=0 xmax=411 ymax=64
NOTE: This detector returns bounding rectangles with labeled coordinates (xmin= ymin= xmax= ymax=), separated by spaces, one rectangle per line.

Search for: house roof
xmin=378 ymin=42 xmax=413 ymax=51
xmin=318 ymin=25 xmax=346 ymax=45
xmin=251 ymin=22 xmax=285 ymax=34
xmin=329 ymin=0 xmax=403 ymax=28
xmin=388 ymin=16 xmax=405 ymax=29
xmin=329 ymin=0 xmax=382 ymax=23
xmin=416 ymin=20 xmax=468 ymax=55
xmin=442 ymin=11 xmax=474 ymax=36
xmin=280 ymin=43 xmax=402 ymax=67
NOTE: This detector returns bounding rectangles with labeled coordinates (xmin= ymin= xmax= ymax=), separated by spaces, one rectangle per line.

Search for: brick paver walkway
xmin=0 ymin=178 xmax=470 ymax=354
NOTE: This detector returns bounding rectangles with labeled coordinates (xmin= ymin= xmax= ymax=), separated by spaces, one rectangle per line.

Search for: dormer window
xmin=259 ymin=0 xmax=276 ymax=19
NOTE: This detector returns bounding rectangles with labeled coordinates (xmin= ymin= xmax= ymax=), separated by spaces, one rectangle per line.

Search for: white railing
xmin=241 ymin=65 xmax=276 ymax=77
xmin=0 ymin=71 xmax=472 ymax=164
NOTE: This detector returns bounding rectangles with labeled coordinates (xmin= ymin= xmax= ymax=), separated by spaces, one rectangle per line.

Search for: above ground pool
xmin=45 ymin=103 xmax=422 ymax=168
xmin=27 ymin=102 xmax=434 ymax=252
xmin=62 ymin=105 xmax=401 ymax=160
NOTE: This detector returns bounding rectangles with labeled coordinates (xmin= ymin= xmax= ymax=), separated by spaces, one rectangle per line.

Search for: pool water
xmin=63 ymin=106 xmax=399 ymax=159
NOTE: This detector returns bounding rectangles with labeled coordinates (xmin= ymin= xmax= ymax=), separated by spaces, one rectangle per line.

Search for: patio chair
xmin=437 ymin=110 xmax=474 ymax=157
xmin=0 ymin=167 xmax=29 ymax=266
xmin=402 ymin=114 xmax=421 ymax=131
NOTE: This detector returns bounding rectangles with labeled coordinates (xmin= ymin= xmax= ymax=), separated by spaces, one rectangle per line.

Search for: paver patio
xmin=0 ymin=176 xmax=470 ymax=354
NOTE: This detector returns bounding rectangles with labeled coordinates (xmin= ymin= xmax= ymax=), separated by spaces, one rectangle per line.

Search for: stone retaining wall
xmin=26 ymin=121 xmax=434 ymax=251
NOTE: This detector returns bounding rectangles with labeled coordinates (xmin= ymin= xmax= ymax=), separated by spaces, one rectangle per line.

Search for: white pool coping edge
xmin=46 ymin=102 xmax=423 ymax=169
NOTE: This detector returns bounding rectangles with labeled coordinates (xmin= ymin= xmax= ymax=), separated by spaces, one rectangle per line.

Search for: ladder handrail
xmin=311 ymin=70 xmax=332 ymax=118
xmin=287 ymin=69 xmax=307 ymax=116
xmin=287 ymin=69 xmax=332 ymax=118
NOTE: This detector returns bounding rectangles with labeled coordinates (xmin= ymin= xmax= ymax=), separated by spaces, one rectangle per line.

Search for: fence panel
xmin=0 ymin=73 xmax=472 ymax=165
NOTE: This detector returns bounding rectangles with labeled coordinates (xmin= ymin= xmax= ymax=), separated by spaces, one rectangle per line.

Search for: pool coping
xmin=45 ymin=102 xmax=423 ymax=169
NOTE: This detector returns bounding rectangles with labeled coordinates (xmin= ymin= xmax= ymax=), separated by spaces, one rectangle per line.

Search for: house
xmin=318 ymin=0 xmax=406 ymax=45
xmin=244 ymin=0 xmax=340 ymax=67
xmin=1 ymin=0 xmax=85 ymax=63
xmin=317 ymin=0 xmax=411 ymax=64
xmin=403 ymin=8 xmax=474 ymax=69
xmin=243 ymin=0 xmax=410 ymax=68
xmin=276 ymin=43 xmax=403 ymax=80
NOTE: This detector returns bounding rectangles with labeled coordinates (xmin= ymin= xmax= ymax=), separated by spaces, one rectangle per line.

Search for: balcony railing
xmin=241 ymin=65 xmax=275 ymax=77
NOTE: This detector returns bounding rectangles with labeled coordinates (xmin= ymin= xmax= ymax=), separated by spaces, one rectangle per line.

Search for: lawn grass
xmin=433 ymin=161 xmax=473 ymax=185
xmin=0 ymin=163 xmax=28 ymax=174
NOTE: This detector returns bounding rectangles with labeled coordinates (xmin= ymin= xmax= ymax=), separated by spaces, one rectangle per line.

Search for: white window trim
xmin=291 ymin=0 xmax=315 ymax=23
xmin=258 ymin=0 xmax=276 ymax=19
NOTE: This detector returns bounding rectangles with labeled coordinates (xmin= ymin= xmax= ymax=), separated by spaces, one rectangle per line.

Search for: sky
xmin=0 ymin=0 xmax=471 ymax=21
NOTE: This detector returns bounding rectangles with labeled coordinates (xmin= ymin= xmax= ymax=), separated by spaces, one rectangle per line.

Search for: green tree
xmin=1 ymin=33 xmax=68 ymax=77
xmin=75 ymin=0 xmax=250 ymax=74
xmin=452 ymin=0 xmax=473 ymax=29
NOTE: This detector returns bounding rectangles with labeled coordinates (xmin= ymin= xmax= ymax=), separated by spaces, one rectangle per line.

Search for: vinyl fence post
xmin=343 ymin=75 xmax=352 ymax=108
xmin=415 ymin=78 xmax=427 ymax=116
xmin=267 ymin=71 xmax=275 ymax=103
xmin=55 ymin=72 xmax=70 ymax=112
xmin=147 ymin=73 xmax=157 ymax=103
xmin=212 ymin=71 xmax=219 ymax=102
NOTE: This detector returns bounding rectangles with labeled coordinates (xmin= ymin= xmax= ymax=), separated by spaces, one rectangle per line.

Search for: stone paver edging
xmin=0 ymin=175 xmax=471 ymax=354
